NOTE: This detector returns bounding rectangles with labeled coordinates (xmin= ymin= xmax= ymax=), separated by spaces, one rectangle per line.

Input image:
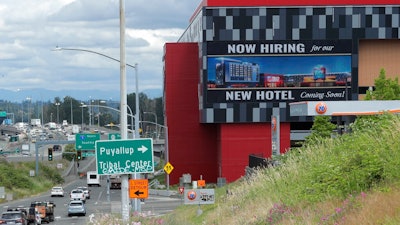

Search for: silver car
xmin=67 ymin=200 xmax=86 ymax=217
xmin=0 ymin=210 xmax=28 ymax=225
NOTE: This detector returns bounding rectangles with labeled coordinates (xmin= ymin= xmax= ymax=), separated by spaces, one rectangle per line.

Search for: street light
xmin=85 ymin=104 xmax=135 ymax=137
xmin=26 ymin=97 xmax=31 ymax=124
xmin=144 ymin=112 xmax=158 ymax=139
xmin=53 ymin=38 xmax=141 ymax=215
xmin=52 ymin=47 xmax=140 ymax=138
xmin=70 ymin=98 xmax=74 ymax=125
xmin=80 ymin=103 xmax=87 ymax=130
xmin=55 ymin=102 xmax=60 ymax=125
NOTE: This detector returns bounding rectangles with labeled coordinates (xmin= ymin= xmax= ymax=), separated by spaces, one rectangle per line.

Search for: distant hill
xmin=0 ymin=88 xmax=162 ymax=103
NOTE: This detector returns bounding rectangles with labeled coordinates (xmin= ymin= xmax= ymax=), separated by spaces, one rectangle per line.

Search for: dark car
xmin=0 ymin=210 xmax=28 ymax=225
xmin=53 ymin=145 xmax=61 ymax=151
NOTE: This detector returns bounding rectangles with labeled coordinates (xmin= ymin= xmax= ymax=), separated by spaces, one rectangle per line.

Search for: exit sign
xmin=96 ymin=138 xmax=154 ymax=175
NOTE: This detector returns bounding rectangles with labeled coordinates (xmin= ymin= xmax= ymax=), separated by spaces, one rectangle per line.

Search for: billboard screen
xmin=206 ymin=40 xmax=352 ymax=103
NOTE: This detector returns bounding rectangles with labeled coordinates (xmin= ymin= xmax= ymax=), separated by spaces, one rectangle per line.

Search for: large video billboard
xmin=206 ymin=40 xmax=352 ymax=104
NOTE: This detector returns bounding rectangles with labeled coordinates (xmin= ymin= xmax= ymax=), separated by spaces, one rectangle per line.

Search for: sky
xmin=0 ymin=0 xmax=202 ymax=102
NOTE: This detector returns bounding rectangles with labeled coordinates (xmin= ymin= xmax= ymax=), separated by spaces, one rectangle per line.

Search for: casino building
xmin=163 ymin=0 xmax=400 ymax=184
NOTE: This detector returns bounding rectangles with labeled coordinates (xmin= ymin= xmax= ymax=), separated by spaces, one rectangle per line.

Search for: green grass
xmin=136 ymin=113 xmax=400 ymax=225
xmin=0 ymin=159 xmax=68 ymax=203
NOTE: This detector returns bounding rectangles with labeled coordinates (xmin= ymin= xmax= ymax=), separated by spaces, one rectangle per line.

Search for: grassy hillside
xmin=0 ymin=159 xmax=66 ymax=203
xmin=154 ymin=114 xmax=400 ymax=225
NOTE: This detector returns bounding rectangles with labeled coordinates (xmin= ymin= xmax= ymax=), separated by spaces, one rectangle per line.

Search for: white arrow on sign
xmin=138 ymin=145 xmax=148 ymax=153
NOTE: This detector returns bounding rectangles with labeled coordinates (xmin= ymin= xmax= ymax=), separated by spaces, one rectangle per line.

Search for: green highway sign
xmin=95 ymin=138 xmax=154 ymax=175
xmin=75 ymin=133 xmax=101 ymax=150
xmin=108 ymin=133 xmax=121 ymax=140
xmin=0 ymin=111 xmax=6 ymax=117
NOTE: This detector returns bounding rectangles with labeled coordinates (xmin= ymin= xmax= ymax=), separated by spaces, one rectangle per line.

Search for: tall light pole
xmin=55 ymin=102 xmax=60 ymax=125
xmin=52 ymin=0 xmax=138 ymax=218
xmin=26 ymin=97 xmax=31 ymax=125
xmin=80 ymin=103 xmax=86 ymax=130
xmin=70 ymin=98 xmax=74 ymax=125
xmin=144 ymin=111 xmax=157 ymax=139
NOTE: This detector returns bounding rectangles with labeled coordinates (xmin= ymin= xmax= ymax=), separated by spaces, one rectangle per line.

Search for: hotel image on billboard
xmin=208 ymin=56 xmax=351 ymax=89
xmin=205 ymin=40 xmax=352 ymax=103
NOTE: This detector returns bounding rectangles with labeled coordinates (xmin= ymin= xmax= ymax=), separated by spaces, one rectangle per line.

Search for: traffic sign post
xmin=75 ymin=133 xmax=100 ymax=150
xmin=95 ymin=138 xmax=154 ymax=175
xmin=184 ymin=189 xmax=215 ymax=205
xmin=129 ymin=179 xmax=149 ymax=199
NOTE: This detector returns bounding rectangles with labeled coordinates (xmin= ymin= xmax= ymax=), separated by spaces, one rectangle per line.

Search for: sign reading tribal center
xmin=95 ymin=138 xmax=154 ymax=175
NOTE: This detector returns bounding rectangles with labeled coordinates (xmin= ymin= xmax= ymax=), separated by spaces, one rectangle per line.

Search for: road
xmin=0 ymin=175 xmax=182 ymax=225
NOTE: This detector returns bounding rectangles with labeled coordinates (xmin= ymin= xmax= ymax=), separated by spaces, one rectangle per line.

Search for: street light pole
xmin=70 ymin=98 xmax=73 ymax=125
xmin=84 ymin=104 xmax=135 ymax=136
xmin=80 ymin=103 xmax=86 ymax=130
xmin=55 ymin=102 xmax=60 ymax=125
xmin=53 ymin=2 xmax=140 ymax=214
xmin=144 ymin=111 xmax=157 ymax=139
xmin=26 ymin=97 xmax=31 ymax=125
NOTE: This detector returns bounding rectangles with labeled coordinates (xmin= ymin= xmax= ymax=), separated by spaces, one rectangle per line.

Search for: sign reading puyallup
xmin=95 ymin=139 xmax=154 ymax=175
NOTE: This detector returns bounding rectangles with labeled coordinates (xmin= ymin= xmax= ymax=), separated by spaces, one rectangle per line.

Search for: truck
xmin=87 ymin=171 xmax=101 ymax=187
xmin=47 ymin=122 xmax=57 ymax=130
xmin=26 ymin=206 xmax=39 ymax=224
xmin=30 ymin=118 xmax=41 ymax=126
xmin=110 ymin=174 xmax=122 ymax=189
xmin=72 ymin=125 xmax=80 ymax=134
xmin=30 ymin=201 xmax=56 ymax=223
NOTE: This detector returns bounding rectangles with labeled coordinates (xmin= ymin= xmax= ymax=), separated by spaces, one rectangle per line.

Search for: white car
xmin=77 ymin=186 xmax=90 ymax=199
xmin=70 ymin=189 xmax=86 ymax=202
xmin=50 ymin=186 xmax=64 ymax=197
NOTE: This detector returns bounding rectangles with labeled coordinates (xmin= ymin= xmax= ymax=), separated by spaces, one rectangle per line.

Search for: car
xmin=0 ymin=210 xmax=28 ymax=225
xmin=50 ymin=186 xmax=64 ymax=197
xmin=70 ymin=189 xmax=86 ymax=202
xmin=52 ymin=145 xmax=62 ymax=151
xmin=77 ymin=186 xmax=90 ymax=199
xmin=67 ymin=200 xmax=86 ymax=217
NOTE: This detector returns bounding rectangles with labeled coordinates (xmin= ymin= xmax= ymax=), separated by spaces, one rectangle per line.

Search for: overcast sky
xmin=0 ymin=0 xmax=201 ymax=101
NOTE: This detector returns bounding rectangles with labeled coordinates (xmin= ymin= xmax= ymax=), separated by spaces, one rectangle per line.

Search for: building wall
xmin=202 ymin=0 xmax=400 ymax=7
xmin=163 ymin=43 xmax=219 ymax=184
xmin=219 ymin=122 xmax=291 ymax=182
xmin=359 ymin=40 xmax=400 ymax=87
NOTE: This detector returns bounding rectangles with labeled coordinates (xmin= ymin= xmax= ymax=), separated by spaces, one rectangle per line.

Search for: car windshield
xmin=53 ymin=187 xmax=62 ymax=191
xmin=2 ymin=213 xmax=21 ymax=219
xmin=72 ymin=190 xmax=82 ymax=193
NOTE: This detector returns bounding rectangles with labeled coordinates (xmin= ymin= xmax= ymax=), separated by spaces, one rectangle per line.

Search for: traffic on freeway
xmin=0 ymin=174 xmax=181 ymax=225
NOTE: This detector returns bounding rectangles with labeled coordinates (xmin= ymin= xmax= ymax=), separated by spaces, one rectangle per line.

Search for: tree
xmin=365 ymin=69 xmax=400 ymax=100
xmin=305 ymin=116 xmax=336 ymax=143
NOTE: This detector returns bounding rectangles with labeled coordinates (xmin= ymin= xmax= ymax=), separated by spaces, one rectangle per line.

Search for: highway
xmin=0 ymin=174 xmax=182 ymax=225
xmin=0 ymin=125 xmax=180 ymax=224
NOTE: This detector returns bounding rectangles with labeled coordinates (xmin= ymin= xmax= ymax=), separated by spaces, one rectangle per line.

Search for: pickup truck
xmin=70 ymin=189 xmax=86 ymax=203
xmin=110 ymin=175 xmax=121 ymax=189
